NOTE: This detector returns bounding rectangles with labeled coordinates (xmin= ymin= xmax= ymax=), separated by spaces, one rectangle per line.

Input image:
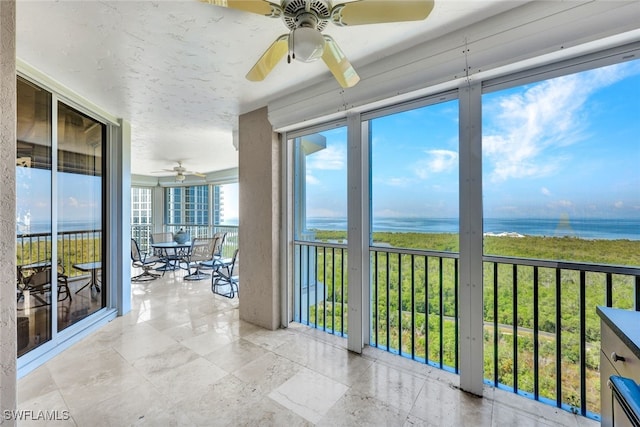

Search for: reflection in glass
xmin=16 ymin=77 xmax=53 ymax=356
xmin=293 ymin=128 xmax=348 ymax=242
xmin=57 ymin=102 xmax=105 ymax=331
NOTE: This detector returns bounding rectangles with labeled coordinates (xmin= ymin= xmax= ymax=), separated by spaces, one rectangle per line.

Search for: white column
xmin=0 ymin=0 xmax=17 ymax=423
xmin=114 ymin=119 xmax=132 ymax=315
xmin=280 ymin=132 xmax=292 ymax=327
xmin=347 ymin=113 xmax=369 ymax=352
xmin=238 ymin=107 xmax=281 ymax=330
xmin=458 ymin=83 xmax=485 ymax=395
xmin=153 ymin=185 xmax=164 ymax=234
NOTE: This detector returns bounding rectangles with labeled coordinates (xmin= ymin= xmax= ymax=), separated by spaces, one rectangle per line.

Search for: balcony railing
xmin=370 ymin=247 xmax=459 ymax=373
xmin=17 ymin=230 xmax=102 ymax=279
xmin=294 ymin=241 xmax=348 ymax=336
xmin=483 ymin=255 xmax=640 ymax=419
xmin=131 ymin=224 xmax=239 ymax=258
xmin=293 ymin=241 xmax=640 ymax=421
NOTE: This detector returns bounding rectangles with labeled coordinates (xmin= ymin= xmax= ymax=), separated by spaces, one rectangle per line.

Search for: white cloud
xmin=308 ymin=145 xmax=345 ymax=170
xmin=483 ymin=62 xmax=632 ymax=182
xmin=307 ymin=207 xmax=344 ymax=217
xmin=548 ymin=199 xmax=574 ymax=209
xmin=614 ymin=201 xmax=624 ymax=209
xmin=306 ymin=174 xmax=320 ymax=186
xmin=541 ymin=187 xmax=551 ymax=196
xmin=68 ymin=197 xmax=79 ymax=207
xmin=386 ymin=177 xmax=413 ymax=187
xmin=413 ymin=149 xmax=458 ymax=179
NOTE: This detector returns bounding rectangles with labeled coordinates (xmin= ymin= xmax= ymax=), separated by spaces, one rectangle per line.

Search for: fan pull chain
xmin=288 ymin=30 xmax=295 ymax=63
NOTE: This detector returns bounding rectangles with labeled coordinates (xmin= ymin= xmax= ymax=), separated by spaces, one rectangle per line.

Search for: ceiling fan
xmin=202 ymin=0 xmax=435 ymax=88
xmin=153 ymin=161 xmax=206 ymax=182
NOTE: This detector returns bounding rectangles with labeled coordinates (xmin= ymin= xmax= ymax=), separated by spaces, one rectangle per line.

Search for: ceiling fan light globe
xmin=290 ymin=27 xmax=325 ymax=63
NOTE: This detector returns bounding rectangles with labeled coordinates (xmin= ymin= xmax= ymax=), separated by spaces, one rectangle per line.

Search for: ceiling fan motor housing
xmin=283 ymin=1 xmax=331 ymax=63
xmin=282 ymin=0 xmax=331 ymax=31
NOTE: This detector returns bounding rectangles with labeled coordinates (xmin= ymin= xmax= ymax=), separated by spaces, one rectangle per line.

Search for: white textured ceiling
xmin=16 ymin=0 xmax=526 ymax=177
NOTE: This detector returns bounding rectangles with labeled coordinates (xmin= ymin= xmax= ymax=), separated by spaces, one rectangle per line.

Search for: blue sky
xmin=17 ymin=169 xmax=101 ymax=228
xmin=16 ymin=60 xmax=639 ymax=229
xmin=305 ymin=58 xmax=640 ymax=221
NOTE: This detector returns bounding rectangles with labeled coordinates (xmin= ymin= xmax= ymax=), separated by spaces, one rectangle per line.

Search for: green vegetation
xmin=17 ymin=236 xmax=102 ymax=279
xmin=301 ymin=230 xmax=640 ymax=415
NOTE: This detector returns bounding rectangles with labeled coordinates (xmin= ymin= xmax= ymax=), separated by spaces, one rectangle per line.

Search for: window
xmin=292 ymin=125 xmax=348 ymax=331
xmin=293 ymin=126 xmax=348 ymax=242
xmin=131 ymin=187 xmax=152 ymax=225
xmin=369 ymin=98 xmax=460 ymax=250
xmin=215 ymin=182 xmax=239 ymax=225
xmin=165 ymin=185 xmax=209 ymax=226
xmin=481 ymin=57 xmax=640 ymax=416
xmin=482 ymin=59 xmax=640 ymax=261
xmin=367 ymin=97 xmax=460 ymax=364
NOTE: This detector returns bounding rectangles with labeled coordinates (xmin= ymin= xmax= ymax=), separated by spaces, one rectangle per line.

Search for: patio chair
xmin=21 ymin=266 xmax=72 ymax=308
xmin=131 ymin=238 xmax=162 ymax=281
xmin=198 ymin=236 xmax=225 ymax=274
xmin=213 ymin=232 xmax=227 ymax=257
xmin=212 ymin=249 xmax=239 ymax=298
xmin=151 ymin=232 xmax=173 ymax=253
xmin=183 ymin=237 xmax=217 ymax=281
xmin=151 ymin=232 xmax=180 ymax=270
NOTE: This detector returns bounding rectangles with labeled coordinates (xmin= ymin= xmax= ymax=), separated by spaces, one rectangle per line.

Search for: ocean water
xmin=19 ymin=217 xmax=640 ymax=240
xmin=306 ymin=217 xmax=640 ymax=241
xmin=17 ymin=220 xmax=101 ymax=235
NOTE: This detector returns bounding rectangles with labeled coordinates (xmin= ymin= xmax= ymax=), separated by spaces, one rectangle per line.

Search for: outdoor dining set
xmin=130 ymin=231 xmax=239 ymax=298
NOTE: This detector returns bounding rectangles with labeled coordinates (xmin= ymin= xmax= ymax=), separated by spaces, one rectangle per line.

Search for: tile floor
xmin=18 ymin=269 xmax=600 ymax=426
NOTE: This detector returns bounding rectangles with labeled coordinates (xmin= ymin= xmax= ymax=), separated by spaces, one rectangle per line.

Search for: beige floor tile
xmin=109 ymin=322 xmax=179 ymax=362
xmin=17 ymin=365 xmax=57 ymax=403
xmin=268 ymin=367 xmax=349 ymax=423
xmin=303 ymin=342 xmax=373 ymax=387
xmin=148 ymin=357 xmax=229 ymax=405
xmin=204 ymin=338 xmax=267 ymax=372
xmin=233 ymin=351 xmax=303 ymax=394
xmin=226 ymin=318 xmax=264 ymax=338
xmin=403 ymin=413 xmax=438 ymax=427
xmin=351 ymin=361 xmax=426 ymax=412
xmin=174 ymin=374 xmax=264 ymax=426
xmin=236 ymin=396 xmax=314 ymax=427
xmin=410 ymin=380 xmax=493 ymax=427
xmin=179 ymin=327 xmax=239 ymax=356
xmin=55 ymin=361 xmax=147 ymax=415
xmin=492 ymin=402 xmax=561 ymax=427
xmin=71 ymin=381 xmax=193 ymax=426
xmin=17 ymin=389 xmax=74 ymax=427
xmin=243 ymin=327 xmax=298 ymax=351
xmin=131 ymin=342 xmax=201 ymax=378
xmin=317 ymin=389 xmax=408 ymax=427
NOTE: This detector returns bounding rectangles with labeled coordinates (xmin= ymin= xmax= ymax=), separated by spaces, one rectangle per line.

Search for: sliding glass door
xmin=16 ymin=75 xmax=107 ymax=356
xmin=57 ymin=102 xmax=106 ymax=331
xmin=16 ymin=77 xmax=53 ymax=356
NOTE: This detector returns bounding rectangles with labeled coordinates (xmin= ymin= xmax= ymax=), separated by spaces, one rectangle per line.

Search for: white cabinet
xmin=598 ymin=307 xmax=640 ymax=427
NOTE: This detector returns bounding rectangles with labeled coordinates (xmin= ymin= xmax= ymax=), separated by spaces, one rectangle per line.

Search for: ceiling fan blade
xmin=321 ymin=36 xmax=360 ymax=88
xmin=246 ymin=34 xmax=289 ymax=82
xmin=333 ymin=0 xmax=435 ymax=26
xmin=200 ymin=0 xmax=275 ymax=16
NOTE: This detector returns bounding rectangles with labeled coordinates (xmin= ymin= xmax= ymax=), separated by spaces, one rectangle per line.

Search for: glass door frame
xmin=16 ymin=69 xmax=119 ymax=374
